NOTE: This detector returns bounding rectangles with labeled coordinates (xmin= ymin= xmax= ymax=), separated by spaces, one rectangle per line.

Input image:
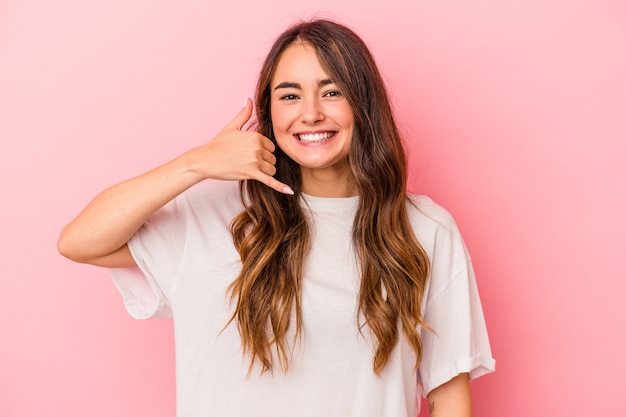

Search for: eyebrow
xmin=273 ymin=79 xmax=334 ymax=90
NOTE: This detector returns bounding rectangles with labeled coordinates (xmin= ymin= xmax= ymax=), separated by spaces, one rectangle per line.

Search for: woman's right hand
xmin=58 ymin=99 xmax=293 ymax=267
xmin=188 ymin=98 xmax=293 ymax=195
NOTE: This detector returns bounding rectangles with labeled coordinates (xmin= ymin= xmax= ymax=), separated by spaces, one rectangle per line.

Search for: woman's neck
xmin=299 ymin=167 xmax=357 ymax=198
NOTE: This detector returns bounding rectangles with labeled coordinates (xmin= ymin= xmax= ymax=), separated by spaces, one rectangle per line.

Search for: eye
xmin=280 ymin=94 xmax=299 ymax=101
xmin=324 ymin=90 xmax=342 ymax=98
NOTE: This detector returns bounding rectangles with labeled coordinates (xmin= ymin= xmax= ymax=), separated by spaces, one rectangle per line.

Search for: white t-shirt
xmin=110 ymin=180 xmax=495 ymax=417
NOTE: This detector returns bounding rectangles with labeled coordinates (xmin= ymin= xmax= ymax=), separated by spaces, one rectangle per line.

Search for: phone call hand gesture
xmin=191 ymin=98 xmax=294 ymax=195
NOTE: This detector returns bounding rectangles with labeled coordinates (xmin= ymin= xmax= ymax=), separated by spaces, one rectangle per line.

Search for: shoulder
xmin=183 ymin=179 xmax=242 ymax=210
xmin=404 ymin=194 xmax=470 ymax=263
xmin=152 ymin=180 xmax=243 ymax=227
xmin=405 ymin=194 xmax=458 ymax=233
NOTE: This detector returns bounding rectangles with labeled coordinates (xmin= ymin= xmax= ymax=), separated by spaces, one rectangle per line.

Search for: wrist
xmin=177 ymin=146 xmax=211 ymax=183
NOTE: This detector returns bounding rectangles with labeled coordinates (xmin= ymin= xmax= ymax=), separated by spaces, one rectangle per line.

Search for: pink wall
xmin=1 ymin=1 xmax=625 ymax=415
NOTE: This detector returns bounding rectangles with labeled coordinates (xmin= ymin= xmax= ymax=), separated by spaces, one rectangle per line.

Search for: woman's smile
xmin=294 ymin=131 xmax=337 ymax=144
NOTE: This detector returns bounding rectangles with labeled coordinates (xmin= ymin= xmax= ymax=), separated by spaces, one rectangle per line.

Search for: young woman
xmin=58 ymin=19 xmax=494 ymax=417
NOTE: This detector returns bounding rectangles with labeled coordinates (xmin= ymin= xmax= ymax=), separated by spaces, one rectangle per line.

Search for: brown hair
xmin=228 ymin=19 xmax=430 ymax=375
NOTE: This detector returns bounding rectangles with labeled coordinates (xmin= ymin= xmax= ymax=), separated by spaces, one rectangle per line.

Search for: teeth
xmin=297 ymin=132 xmax=333 ymax=142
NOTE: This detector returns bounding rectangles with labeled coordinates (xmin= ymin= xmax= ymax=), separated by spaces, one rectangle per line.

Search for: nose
xmin=300 ymin=96 xmax=324 ymax=124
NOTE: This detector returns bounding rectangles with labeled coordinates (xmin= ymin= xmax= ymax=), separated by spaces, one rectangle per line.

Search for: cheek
xmin=270 ymin=107 xmax=291 ymax=133
xmin=270 ymin=113 xmax=290 ymax=147
xmin=331 ymin=104 xmax=355 ymax=128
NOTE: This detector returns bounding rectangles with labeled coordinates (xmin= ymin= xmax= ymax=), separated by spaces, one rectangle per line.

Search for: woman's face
xmin=270 ymin=41 xmax=355 ymax=193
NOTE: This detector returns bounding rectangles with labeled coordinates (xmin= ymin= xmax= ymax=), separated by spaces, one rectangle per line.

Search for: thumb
xmin=225 ymin=98 xmax=253 ymax=131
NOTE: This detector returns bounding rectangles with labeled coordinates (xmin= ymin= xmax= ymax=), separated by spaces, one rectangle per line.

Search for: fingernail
xmin=282 ymin=186 xmax=294 ymax=195
xmin=243 ymin=97 xmax=249 ymax=107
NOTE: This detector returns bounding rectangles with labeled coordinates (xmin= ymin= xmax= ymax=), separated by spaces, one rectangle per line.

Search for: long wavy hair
xmin=228 ymin=19 xmax=430 ymax=376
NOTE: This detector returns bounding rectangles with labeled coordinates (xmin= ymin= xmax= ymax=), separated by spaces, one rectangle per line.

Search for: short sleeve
xmin=417 ymin=221 xmax=496 ymax=396
xmin=108 ymin=195 xmax=190 ymax=320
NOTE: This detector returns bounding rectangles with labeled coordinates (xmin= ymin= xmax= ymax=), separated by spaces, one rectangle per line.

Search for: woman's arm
xmin=58 ymin=99 xmax=292 ymax=268
xmin=426 ymin=373 xmax=472 ymax=417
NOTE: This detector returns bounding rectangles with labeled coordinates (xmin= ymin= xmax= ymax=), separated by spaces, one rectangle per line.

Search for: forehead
xmin=271 ymin=41 xmax=330 ymax=86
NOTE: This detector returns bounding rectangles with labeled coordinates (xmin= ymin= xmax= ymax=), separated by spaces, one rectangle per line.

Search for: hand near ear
xmin=186 ymin=98 xmax=293 ymax=195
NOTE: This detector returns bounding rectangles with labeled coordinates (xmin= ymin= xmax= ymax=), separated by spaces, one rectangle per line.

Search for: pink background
xmin=1 ymin=0 xmax=625 ymax=416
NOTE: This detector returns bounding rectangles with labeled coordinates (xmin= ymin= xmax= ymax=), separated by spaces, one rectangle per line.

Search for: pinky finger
xmin=256 ymin=174 xmax=294 ymax=195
